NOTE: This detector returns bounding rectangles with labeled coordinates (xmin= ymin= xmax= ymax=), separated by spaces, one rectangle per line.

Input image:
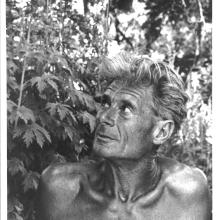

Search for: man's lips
xmin=96 ymin=132 xmax=118 ymax=141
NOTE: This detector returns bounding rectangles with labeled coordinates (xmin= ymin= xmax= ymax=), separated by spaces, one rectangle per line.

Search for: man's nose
xmin=99 ymin=108 xmax=117 ymax=126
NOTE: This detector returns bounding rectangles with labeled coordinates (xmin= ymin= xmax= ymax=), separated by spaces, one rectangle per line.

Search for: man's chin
xmin=93 ymin=140 xmax=121 ymax=158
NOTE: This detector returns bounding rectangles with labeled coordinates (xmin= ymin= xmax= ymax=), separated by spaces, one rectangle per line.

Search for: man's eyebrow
xmin=120 ymin=99 xmax=137 ymax=109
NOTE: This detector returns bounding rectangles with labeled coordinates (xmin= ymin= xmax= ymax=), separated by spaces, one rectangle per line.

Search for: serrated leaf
xmin=45 ymin=74 xmax=60 ymax=81
xmin=13 ymin=125 xmax=26 ymax=138
xmin=33 ymin=129 xmax=45 ymax=147
xmin=46 ymin=102 xmax=57 ymax=116
xmin=75 ymin=90 xmax=96 ymax=112
xmin=23 ymin=171 xmax=40 ymax=192
xmin=63 ymin=125 xmax=74 ymax=141
xmin=47 ymin=102 xmax=74 ymax=121
xmin=22 ymin=129 xmax=35 ymax=147
xmin=57 ymin=104 xmax=70 ymax=120
xmin=13 ymin=123 xmax=51 ymax=148
xmin=17 ymin=105 xmax=35 ymax=124
xmin=69 ymin=91 xmax=77 ymax=104
xmin=81 ymin=111 xmax=96 ymax=132
xmin=68 ymin=111 xmax=77 ymax=123
xmin=75 ymin=90 xmax=85 ymax=104
xmin=8 ymin=158 xmax=26 ymax=176
xmin=46 ymin=78 xmax=59 ymax=92
xmin=34 ymin=123 xmax=51 ymax=143
xmin=30 ymin=76 xmax=47 ymax=93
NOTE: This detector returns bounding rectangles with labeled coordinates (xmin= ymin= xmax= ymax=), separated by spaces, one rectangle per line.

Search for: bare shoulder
xmin=36 ymin=159 xmax=101 ymax=219
xmin=158 ymin=157 xmax=210 ymax=203
xmin=40 ymin=159 xmax=99 ymax=191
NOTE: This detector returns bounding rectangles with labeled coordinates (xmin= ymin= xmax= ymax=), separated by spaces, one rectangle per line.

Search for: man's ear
xmin=152 ymin=120 xmax=174 ymax=145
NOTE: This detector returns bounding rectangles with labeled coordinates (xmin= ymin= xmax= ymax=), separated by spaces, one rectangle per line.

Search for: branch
xmin=15 ymin=16 xmax=32 ymax=127
xmin=196 ymin=0 xmax=205 ymax=24
xmin=103 ymin=0 xmax=111 ymax=55
xmin=115 ymin=17 xmax=133 ymax=49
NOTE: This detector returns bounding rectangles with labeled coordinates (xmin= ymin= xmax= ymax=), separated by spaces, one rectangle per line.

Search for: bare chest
xmin=67 ymin=186 xmax=183 ymax=220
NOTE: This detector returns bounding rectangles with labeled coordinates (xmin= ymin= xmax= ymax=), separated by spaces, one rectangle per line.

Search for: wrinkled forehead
xmin=105 ymin=80 xmax=153 ymax=104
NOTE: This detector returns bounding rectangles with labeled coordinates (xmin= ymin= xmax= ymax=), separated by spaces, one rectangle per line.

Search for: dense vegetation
xmin=7 ymin=0 xmax=212 ymax=219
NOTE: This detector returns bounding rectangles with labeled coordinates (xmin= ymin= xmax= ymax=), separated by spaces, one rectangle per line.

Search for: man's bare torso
xmin=37 ymin=157 xmax=210 ymax=220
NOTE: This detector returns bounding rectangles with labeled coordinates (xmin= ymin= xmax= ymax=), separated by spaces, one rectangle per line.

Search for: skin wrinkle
xmin=93 ymin=82 xmax=161 ymax=204
xmin=110 ymin=156 xmax=161 ymax=203
xmin=105 ymin=84 xmax=154 ymax=113
xmin=37 ymin=53 xmax=210 ymax=220
xmin=97 ymin=85 xmax=153 ymax=153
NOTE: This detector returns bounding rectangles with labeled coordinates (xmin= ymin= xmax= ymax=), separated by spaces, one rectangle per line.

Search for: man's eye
xmin=121 ymin=105 xmax=132 ymax=114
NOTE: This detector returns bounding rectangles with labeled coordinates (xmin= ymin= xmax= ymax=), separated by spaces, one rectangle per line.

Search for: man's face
xmin=93 ymin=81 xmax=156 ymax=159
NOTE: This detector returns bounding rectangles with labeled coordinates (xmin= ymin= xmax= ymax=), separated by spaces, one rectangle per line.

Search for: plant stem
xmin=15 ymin=16 xmax=32 ymax=128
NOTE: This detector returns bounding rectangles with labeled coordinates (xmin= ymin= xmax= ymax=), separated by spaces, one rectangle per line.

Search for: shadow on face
xmin=93 ymin=81 xmax=157 ymax=160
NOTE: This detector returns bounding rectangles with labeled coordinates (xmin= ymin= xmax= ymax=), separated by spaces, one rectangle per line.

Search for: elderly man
xmin=37 ymin=53 xmax=211 ymax=220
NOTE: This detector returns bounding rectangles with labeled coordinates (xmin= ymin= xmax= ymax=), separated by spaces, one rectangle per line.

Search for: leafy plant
xmin=7 ymin=0 xmax=211 ymax=219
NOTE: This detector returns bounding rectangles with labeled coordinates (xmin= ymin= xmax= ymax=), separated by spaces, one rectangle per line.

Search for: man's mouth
xmin=95 ymin=123 xmax=120 ymax=143
xmin=96 ymin=133 xmax=118 ymax=141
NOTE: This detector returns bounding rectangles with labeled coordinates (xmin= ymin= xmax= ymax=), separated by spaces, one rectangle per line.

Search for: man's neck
xmin=106 ymin=154 xmax=161 ymax=203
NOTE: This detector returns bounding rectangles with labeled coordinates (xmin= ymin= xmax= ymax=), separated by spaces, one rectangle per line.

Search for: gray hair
xmin=99 ymin=52 xmax=188 ymax=132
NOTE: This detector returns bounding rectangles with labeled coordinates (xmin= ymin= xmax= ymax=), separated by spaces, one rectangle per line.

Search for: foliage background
xmin=7 ymin=0 xmax=212 ymax=219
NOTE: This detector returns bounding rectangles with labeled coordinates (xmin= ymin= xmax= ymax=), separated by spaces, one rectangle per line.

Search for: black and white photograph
xmin=1 ymin=0 xmax=215 ymax=219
